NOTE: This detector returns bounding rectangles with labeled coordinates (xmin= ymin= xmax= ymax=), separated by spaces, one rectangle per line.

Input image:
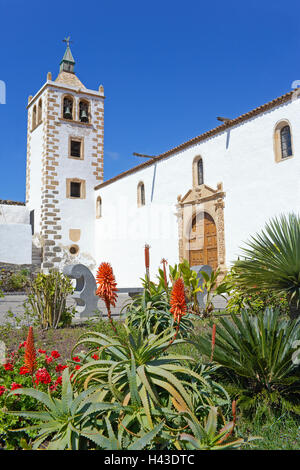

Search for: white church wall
xmin=0 ymin=224 xmax=32 ymax=264
xmin=0 ymin=204 xmax=29 ymax=224
xmin=95 ymin=95 xmax=300 ymax=287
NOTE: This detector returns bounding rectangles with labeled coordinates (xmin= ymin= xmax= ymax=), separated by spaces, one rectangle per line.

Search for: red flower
xmin=55 ymin=364 xmax=67 ymax=373
xmin=11 ymin=382 xmax=22 ymax=391
xmin=72 ymin=356 xmax=81 ymax=362
xmin=24 ymin=326 xmax=37 ymax=374
xmin=38 ymin=349 xmax=46 ymax=354
xmin=75 ymin=365 xmax=81 ymax=370
xmin=3 ymin=363 xmax=13 ymax=371
xmin=18 ymin=341 xmax=26 ymax=349
xmin=91 ymin=354 xmax=99 ymax=360
xmin=0 ymin=386 xmax=6 ymax=396
xmin=210 ymin=324 xmax=216 ymax=362
xmin=19 ymin=366 xmax=30 ymax=375
xmin=96 ymin=262 xmax=118 ymax=308
xmin=55 ymin=376 xmax=62 ymax=386
xmin=232 ymin=400 xmax=237 ymax=425
xmin=51 ymin=350 xmax=60 ymax=359
xmin=145 ymin=245 xmax=150 ymax=270
xmin=45 ymin=356 xmax=53 ymax=364
xmin=170 ymin=278 xmax=187 ymax=323
xmin=34 ymin=368 xmax=52 ymax=385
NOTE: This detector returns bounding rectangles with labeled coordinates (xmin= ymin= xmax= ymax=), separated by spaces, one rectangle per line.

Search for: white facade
xmin=94 ymin=96 xmax=300 ymax=286
xmin=1 ymin=48 xmax=299 ymax=281
xmin=0 ymin=224 xmax=32 ymax=265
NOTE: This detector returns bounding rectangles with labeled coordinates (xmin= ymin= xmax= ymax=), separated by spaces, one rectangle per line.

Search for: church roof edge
xmin=94 ymin=89 xmax=295 ymax=191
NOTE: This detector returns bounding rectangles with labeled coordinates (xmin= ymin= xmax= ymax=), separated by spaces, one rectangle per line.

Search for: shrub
xmin=25 ymin=271 xmax=75 ymax=329
xmin=224 ymin=272 xmax=289 ymax=316
xmin=0 ymin=331 xmax=67 ymax=449
xmin=0 ymin=268 xmax=30 ymax=292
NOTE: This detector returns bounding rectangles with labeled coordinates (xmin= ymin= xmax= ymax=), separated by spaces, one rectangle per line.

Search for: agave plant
xmin=175 ymin=407 xmax=258 ymax=450
xmin=196 ymin=309 xmax=300 ymax=414
xmin=4 ymin=368 xmax=126 ymax=450
xmin=71 ymin=326 xmax=216 ymax=427
xmin=233 ymin=213 xmax=300 ymax=319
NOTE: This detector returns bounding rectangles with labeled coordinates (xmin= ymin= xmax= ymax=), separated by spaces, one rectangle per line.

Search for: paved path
xmin=0 ymin=292 xmax=227 ymax=326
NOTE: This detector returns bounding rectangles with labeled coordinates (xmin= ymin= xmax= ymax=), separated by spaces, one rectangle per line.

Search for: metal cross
xmin=63 ymin=36 xmax=73 ymax=47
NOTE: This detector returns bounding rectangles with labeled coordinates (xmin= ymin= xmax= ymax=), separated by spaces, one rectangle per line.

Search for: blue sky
xmin=1 ymin=0 xmax=300 ymax=201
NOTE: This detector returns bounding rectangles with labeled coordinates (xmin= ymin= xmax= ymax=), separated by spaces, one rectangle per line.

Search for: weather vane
xmin=63 ymin=36 xmax=73 ymax=48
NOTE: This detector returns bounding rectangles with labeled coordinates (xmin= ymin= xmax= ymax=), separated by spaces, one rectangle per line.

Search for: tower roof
xmin=59 ymin=37 xmax=75 ymax=73
xmin=55 ymin=37 xmax=86 ymax=89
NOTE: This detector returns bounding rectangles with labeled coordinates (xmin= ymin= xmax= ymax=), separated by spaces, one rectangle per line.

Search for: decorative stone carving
xmin=177 ymin=182 xmax=226 ymax=273
xmin=63 ymin=264 xmax=99 ymax=319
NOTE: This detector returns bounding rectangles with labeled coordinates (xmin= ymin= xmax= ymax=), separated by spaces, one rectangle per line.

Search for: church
xmin=0 ymin=42 xmax=299 ymax=287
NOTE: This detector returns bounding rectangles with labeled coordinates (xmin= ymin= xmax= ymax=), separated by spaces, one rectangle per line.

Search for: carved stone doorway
xmin=177 ymin=182 xmax=226 ymax=274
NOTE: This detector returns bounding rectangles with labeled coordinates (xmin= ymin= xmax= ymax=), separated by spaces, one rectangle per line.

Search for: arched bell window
xmin=274 ymin=120 xmax=294 ymax=162
xmin=193 ymin=156 xmax=204 ymax=186
xmin=32 ymin=105 xmax=37 ymax=129
xmin=38 ymin=99 xmax=42 ymax=124
xmin=79 ymin=100 xmax=89 ymax=123
xmin=96 ymin=196 xmax=102 ymax=218
xmin=137 ymin=182 xmax=145 ymax=207
xmin=63 ymin=96 xmax=74 ymax=120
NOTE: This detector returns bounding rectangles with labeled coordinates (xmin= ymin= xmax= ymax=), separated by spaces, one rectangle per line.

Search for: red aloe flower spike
xmin=96 ymin=262 xmax=118 ymax=334
xmin=145 ymin=244 xmax=150 ymax=282
xmin=24 ymin=326 xmax=37 ymax=375
xmin=168 ymin=278 xmax=187 ymax=348
xmin=210 ymin=324 xmax=216 ymax=362
xmin=161 ymin=258 xmax=168 ymax=290
xmin=232 ymin=400 xmax=237 ymax=426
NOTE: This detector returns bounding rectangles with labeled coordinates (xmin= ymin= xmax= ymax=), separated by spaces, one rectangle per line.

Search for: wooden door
xmin=189 ymin=212 xmax=218 ymax=270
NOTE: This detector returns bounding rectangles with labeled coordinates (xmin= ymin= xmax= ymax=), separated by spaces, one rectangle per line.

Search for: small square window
xmin=70 ymin=182 xmax=81 ymax=198
xmin=71 ymin=140 xmax=81 ymax=158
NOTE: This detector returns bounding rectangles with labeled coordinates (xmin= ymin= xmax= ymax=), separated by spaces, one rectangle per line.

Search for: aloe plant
xmin=5 ymin=368 xmax=124 ymax=450
xmin=175 ymin=407 xmax=258 ymax=450
xmin=72 ymin=326 xmax=215 ymax=426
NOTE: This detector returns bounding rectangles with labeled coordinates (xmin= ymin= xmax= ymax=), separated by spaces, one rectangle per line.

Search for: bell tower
xmin=26 ymin=39 xmax=105 ymax=272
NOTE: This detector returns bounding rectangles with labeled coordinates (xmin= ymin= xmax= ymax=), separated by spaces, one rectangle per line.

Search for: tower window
xmin=69 ymin=137 xmax=84 ymax=160
xmin=79 ymin=100 xmax=89 ymax=123
xmin=32 ymin=105 xmax=37 ymax=129
xmin=71 ymin=140 xmax=81 ymax=158
xmin=38 ymin=99 xmax=42 ymax=124
xmin=96 ymin=196 xmax=102 ymax=218
xmin=66 ymin=179 xmax=86 ymax=199
xmin=63 ymin=96 xmax=74 ymax=120
xmin=137 ymin=182 xmax=145 ymax=207
xmin=70 ymin=182 xmax=81 ymax=198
